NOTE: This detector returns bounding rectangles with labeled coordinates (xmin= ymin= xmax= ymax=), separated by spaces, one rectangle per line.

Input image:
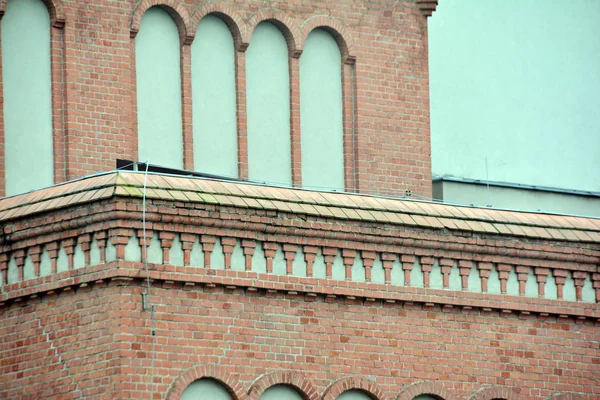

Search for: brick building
xmin=0 ymin=0 xmax=599 ymax=399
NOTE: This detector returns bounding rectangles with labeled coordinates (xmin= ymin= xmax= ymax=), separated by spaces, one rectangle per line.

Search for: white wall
xmin=2 ymin=0 xmax=54 ymax=196
xmin=300 ymin=28 xmax=345 ymax=191
xmin=246 ymin=22 xmax=292 ymax=185
xmin=429 ymin=0 xmax=600 ymax=192
xmin=136 ymin=7 xmax=183 ymax=168
xmin=192 ymin=15 xmax=238 ymax=177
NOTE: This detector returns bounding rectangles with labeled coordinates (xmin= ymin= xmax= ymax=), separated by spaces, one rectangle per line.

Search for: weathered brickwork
xmin=0 ymin=173 xmax=599 ymax=399
xmin=1 ymin=280 xmax=598 ymax=399
xmin=0 ymin=0 xmax=434 ymax=198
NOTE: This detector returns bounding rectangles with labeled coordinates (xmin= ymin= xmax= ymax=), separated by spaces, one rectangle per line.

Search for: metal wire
xmin=141 ymin=161 xmax=157 ymax=398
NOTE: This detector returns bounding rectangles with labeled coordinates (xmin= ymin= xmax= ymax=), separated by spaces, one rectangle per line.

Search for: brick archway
xmin=247 ymin=371 xmax=319 ymax=400
xmin=0 ymin=0 xmax=65 ymax=27
xmin=298 ymin=15 xmax=356 ymax=63
xmin=165 ymin=364 xmax=246 ymax=400
xmin=190 ymin=2 xmax=248 ymax=50
xmin=246 ymin=8 xmax=300 ymax=57
xmin=130 ymin=0 xmax=193 ymax=45
xmin=322 ymin=376 xmax=388 ymax=400
xmin=395 ymin=381 xmax=458 ymax=400
xmin=469 ymin=386 xmax=522 ymax=400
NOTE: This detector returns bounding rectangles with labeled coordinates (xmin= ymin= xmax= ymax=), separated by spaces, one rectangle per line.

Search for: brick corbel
xmin=572 ymin=271 xmax=587 ymax=302
xmin=381 ymin=253 xmax=396 ymax=284
xmin=137 ymin=230 xmax=154 ymax=263
xmin=478 ymin=262 xmax=493 ymax=293
xmin=110 ymin=228 xmax=134 ymax=261
xmin=283 ymin=244 xmax=298 ymax=275
xmin=303 ymin=246 xmax=318 ymax=277
xmin=159 ymin=232 xmax=176 ymax=264
xmin=263 ymin=242 xmax=278 ymax=274
xmin=553 ymin=269 xmax=568 ymax=300
xmin=13 ymin=250 xmax=25 ymax=281
xmin=180 ymin=234 xmax=196 ymax=266
xmin=342 ymin=249 xmax=356 ymax=280
xmin=497 ymin=264 xmax=512 ymax=294
xmin=221 ymin=237 xmax=237 ymax=269
xmin=401 ymin=255 xmax=416 ymax=285
xmin=420 ymin=256 xmax=435 ymax=288
xmin=535 ymin=267 xmax=550 ymax=298
xmin=439 ymin=258 xmax=454 ymax=288
xmin=322 ymin=247 xmax=338 ymax=278
xmin=77 ymin=234 xmax=92 ymax=266
xmin=0 ymin=253 xmax=8 ymax=284
xmin=94 ymin=231 xmax=107 ymax=263
xmin=516 ymin=266 xmax=531 ymax=296
xmin=201 ymin=235 xmax=217 ymax=268
xmin=45 ymin=242 xmax=59 ymax=274
xmin=62 ymin=238 xmax=75 ymax=270
xmin=593 ymin=273 xmax=600 ymax=303
xmin=458 ymin=260 xmax=473 ymax=290
xmin=242 ymin=240 xmax=257 ymax=271
xmin=361 ymin=251 xmax=376 ymax=282
xmin=27 ymin=245 xmax=43 ymax=277
xmin=416 ymin=0 xmax=439 ymax=18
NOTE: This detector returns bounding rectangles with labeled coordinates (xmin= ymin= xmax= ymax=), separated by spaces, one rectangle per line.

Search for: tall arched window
xmin=181 ymin=378 xmax=232 ymax=400
xmin=300 ymin=28 xmax=344 ymax=191
xmin=192 ymin=15 xmax=238 ymax=177
xmin=135 ymin=6 xmax=183 ymax=168
xmin=1 ymin=0 xmax=53 ymax=196
xmin=260 ymin=385 xmax=304 ymax=400
xmin=246 ymin=22 xmax=292 ymax=185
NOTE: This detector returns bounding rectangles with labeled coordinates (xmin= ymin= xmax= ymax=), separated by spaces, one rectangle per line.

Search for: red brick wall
xmin=0 ymin=0 xmax=433 ymax=198
xmin=2 ymin=281 xmax=598 ymax=399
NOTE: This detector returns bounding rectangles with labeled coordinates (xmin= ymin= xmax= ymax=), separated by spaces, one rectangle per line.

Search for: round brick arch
xmin=246 ymin=8 xmax=301 ymax=57
xmin=164 ymin=364 xmax=246 ymax=400
xmin=130 ymin=0 xmax=193 ymax=45
xmin=247 ymin=371 xmax=320 ymax=400
xmin=322 ymin=376 xmax=388 ymax=400
xmin=395 ymin=381 xmax=458 ymax=400
xmin=298 ymin=15 xmax=356 ymax=63
xmin=189 ymin=2 xmax=248 ymax=50
xmin=0 ymin=0 xmax=65 ymax=27
xmin=469 ymin=386 xmax=522 ymax=400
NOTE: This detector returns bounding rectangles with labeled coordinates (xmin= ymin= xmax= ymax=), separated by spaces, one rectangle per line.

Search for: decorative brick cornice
xmin=416 ymin=0 xmax=438 ymax=18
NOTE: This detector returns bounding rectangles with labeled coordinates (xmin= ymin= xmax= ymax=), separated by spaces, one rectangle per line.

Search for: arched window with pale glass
xmin=192 ymin=15 xmax=238 ymax=177
xmin=180 ymin=378 xmax=233 ymax=400
xmin=246 ymin=22 xmax=292 ymax=185
xmin=300 ymin=28 xmax=344 ymax=191
xmin=135 ymin=6 xmax=183 ymax=168
xmin=1 ymin=0 xmax=54 ymax=196
xmin=260 ymin=384 xmax=304 ymax=400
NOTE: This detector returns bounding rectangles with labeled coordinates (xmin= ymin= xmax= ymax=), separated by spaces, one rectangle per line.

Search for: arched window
xmin=192 ymin=15 xmax=237 ymax=177
xmin=180 ymin=378 xmax=233 ymax=400
xmin=300 ymin=28 xmax=344 ymax=191
xmin=135 ymin=6 xmax=183 ymax=168
xmin=413 ymin=396 xmax=441 ymax=400
xmin=1 ymin=0 xmax=53 ymax=196
xmin=260 ymin=384 xmax=304 ymax=400
xmin=246 ymin=22 xmax=292 ymax=185
xmin=337 ymin=389 xmax=373 ymax=399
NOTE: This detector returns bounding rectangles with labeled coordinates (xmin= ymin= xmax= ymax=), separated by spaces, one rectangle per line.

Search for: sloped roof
xmin=0 ymin=171 xmax=599 ymax=243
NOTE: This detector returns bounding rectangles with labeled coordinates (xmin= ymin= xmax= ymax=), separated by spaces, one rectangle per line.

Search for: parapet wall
xmin=0 ymin=172 xmax=598 ymax=399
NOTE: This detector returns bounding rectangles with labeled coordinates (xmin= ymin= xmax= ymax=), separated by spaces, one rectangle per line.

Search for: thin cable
xmin=141 ymin=161 xmax=157 ymax=398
